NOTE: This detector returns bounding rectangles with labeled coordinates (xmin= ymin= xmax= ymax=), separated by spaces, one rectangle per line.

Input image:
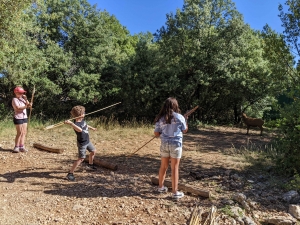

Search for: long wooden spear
xmin=25 ymin=85 xmax=35 ymax=147
xmin=28 ymin=85 xmax=36 ymax=127
xmin=44 ymin=102 xmax=121 ymax=130
xmin=127 ymin=105 xmax=199 ymax=157
xmin=127 ymin=136 xmax=156 ymax=157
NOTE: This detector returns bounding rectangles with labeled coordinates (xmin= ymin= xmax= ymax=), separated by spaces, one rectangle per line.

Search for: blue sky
xmin=88 ymin=0 xmax=287 ymax=35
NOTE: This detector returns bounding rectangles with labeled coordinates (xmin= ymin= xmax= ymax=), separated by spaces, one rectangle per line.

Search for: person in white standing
xmin=11 ymin=86 xmax=32 ymax=153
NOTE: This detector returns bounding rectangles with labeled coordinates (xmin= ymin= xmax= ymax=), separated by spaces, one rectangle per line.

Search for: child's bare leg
xmin=19 ymin=123 xmax=27 ymax=146
xmin=158 ymin=157 xmax=169 ymax=188
xmin=171 ymin=158 xmax=180 ymax=194
xmin=70 ymin=158 xmax=84 ymax=173
xmin=14 ymin=124 xmax=22 ymax=146
xmin=89 ymin=150 xmax=96 ymax=164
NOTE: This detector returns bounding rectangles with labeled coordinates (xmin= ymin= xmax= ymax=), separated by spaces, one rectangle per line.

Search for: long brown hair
xmin=154 ymin=97 xmax=181 ymax=124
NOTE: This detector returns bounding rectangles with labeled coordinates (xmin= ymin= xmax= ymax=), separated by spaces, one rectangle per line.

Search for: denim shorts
xmin=160 ymin=141 xmax=182 ymax=159
xmin=77 ymin=142 xmax=96 ymax=159
xmin=13 ymin=118 xmax=28 ymax=125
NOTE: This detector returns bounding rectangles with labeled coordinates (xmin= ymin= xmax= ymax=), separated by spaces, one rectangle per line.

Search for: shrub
xmin=271 ymin=100 xmax=300 ymax=175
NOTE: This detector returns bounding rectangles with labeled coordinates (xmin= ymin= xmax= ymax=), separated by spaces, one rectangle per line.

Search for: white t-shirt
xmin=12 ymin=97 xmax=27 ymax=119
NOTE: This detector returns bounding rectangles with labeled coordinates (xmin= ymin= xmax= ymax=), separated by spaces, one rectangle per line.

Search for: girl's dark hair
xmin=154 ymin=97 xmax=180 ymax=124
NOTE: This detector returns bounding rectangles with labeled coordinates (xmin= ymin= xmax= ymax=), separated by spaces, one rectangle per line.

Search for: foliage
xmin=284 ymin=171 xmax=300 ymax=191
xmin=0 ymin=0 xmax=297 ymax=127
xmin=279 ymin=0 xmax=300 ymax=68
xmin=0 ymin=0 xmax=47 ymax=89
xmin=151 ymin=0 xmax=285 ymax=124
xmin=270 ymin=97 xmax=300 ymax=175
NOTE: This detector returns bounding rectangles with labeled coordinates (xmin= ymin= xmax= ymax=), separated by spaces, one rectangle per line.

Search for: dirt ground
xmin=0 ymin=125 xmax=290 ymax=225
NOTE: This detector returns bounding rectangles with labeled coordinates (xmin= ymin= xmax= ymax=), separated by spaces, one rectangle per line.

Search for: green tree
xmin=29 ymin=0 xmax=136 ymax=117
xmin=0 ymin=0 xmax=49 ymax=112
xmin=153 ymin=0 xmax=280 ymax=123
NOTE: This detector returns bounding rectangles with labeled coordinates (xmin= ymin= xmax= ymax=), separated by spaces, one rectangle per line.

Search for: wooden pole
xmin=184 ymin=105 xmax=199 ymax=118
xmin=127 ymin=136 xmax=156 ymax=157
xmin=151 ymin=177 xmax=211 ymax=198
xmin=26 ymin=85 xmax=35 ymax=147
xmin=84 ymin=156 xmax=118 ymax=171
xmin=28 ymin=85 xmax=35 ymax=127
xmin=44 ymin=102 xmax=121 ymax=130
xmin=33 ymin=143 xmax=64 ymax=154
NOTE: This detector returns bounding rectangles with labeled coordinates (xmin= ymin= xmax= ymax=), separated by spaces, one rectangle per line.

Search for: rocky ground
xmin=0 ymin=125 xmax=299 ymax=225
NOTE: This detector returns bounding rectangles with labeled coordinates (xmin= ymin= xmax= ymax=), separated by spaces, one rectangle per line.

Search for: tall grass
xmin=90 ymin=115 xmax=153 ymax=130
xmin=227 ymin=140 xmax=276 ymax=172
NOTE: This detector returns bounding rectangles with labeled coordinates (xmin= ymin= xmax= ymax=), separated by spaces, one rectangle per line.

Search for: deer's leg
xmin=260 ymin=126 xmax=263 ymax=136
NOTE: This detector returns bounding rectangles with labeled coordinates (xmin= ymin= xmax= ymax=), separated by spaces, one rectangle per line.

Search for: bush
xmin=0 ymin=103 xmax=13 ymax=120
xmin=271 ymin=100 xmax=300 ymax=175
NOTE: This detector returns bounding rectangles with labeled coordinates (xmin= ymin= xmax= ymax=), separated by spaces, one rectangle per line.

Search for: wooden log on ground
xmin=84 ymin=156 xmax=118 ymax=171
xmin=151 ymin=177 xmax=211 ymax=198
xmin=33 ymin=143 xmax=64 ymax=154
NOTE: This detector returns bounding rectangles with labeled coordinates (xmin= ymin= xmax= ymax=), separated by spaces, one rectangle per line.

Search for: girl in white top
xmin=11 ymin=86 xmax=32 ymax=153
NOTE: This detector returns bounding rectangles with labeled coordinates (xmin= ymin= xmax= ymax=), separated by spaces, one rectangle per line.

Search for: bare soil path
xmin=0 ymin=125 xmax=290 ymax=225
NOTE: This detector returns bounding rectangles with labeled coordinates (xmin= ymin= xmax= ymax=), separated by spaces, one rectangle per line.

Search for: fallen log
xmin=84 ymin=156 xmax=118 ymax=171
xmin=151 ymin=177 xmax=211 ymax=198
xmin=33 ymin=143 xmax=64 ymax=154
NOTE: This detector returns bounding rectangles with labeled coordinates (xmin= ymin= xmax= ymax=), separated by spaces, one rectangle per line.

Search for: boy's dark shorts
xmin=13 ymin=118 xmax=28 ymax=125
xmin=77 ymin=142 xmax=96 ymax=159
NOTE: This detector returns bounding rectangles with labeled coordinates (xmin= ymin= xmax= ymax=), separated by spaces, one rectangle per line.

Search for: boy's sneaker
xmin=172 ymin=191 xmax=184 ymax=200
xmin=66 ymin=173 xmax=75 ymax=181
xmin=20 ymin=147 xmax=28 ymax=152
xmin=12 ymin=147 xmax=19 ymax=153
xmin=157 ymin=186 xmax=168 ymax=193
xmin=86 ymin=164 xmax=97 ymax=170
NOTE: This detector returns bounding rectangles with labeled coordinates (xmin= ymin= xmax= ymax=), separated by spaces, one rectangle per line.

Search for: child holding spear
xmin=154 ymin=97 xmax=189 ymax=200
xmin=64 ymin=105 xmax=97 ymax=181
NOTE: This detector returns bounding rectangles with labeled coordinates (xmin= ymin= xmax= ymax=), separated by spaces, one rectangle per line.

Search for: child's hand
xmin=64 ymin=120 xmax=72 ymax=125
xmin=91 ymin=127 xmax=97 ymax=131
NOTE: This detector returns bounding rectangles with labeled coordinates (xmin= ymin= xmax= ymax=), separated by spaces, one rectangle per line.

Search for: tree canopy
xmin=0 ymin=0 xmax=296 ymax=124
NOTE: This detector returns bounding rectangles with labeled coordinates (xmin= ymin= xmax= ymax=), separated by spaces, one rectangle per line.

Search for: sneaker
xmin=157 ymin=186 xmax=168 ymax=193
xmin=86 ymin=164 xmax=97 ymax=170
xmin=12 ymin=147 xmax=19 ymax=153
xmin=172 ymin=191 xmax=184 ymax=200
xmin=20 ymin=147 xmax=28 ymax=152
xmin=66 ymin=173 xmax=75 ymax=181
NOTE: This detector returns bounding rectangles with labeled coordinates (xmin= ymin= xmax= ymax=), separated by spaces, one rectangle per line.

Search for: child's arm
xmin=87 ymin=125 xmax=97 ymax=131
xmin=64 ymin=120 xmax=82 ymax=132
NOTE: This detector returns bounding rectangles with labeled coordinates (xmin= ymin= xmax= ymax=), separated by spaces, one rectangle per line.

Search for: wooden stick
xmin=84 ymin=156 xmax=118 ymax=171
xmin=151 ymin=177 xmax=211 ymax=198
xmin=127 ymin=106 xmax=198 ymax=157
xmin=189 ymin=206 xmax=201 ymax=225
xmin=26 ymin=85 xmax=36 ymax=147
xmin=44 ymin=102 xmax=121 ymax=130
xmin=28 ymin=85 xmax=35 ymax=127
xmin=184 ymin=105 xmax=199 ymax=118
xmin=127 ymin=136 xmax=156 ymax=157
xmin=33 ymin=143 xmax=64 ymax=154
xmin=203 ymin=206 xmax=217 ymax=225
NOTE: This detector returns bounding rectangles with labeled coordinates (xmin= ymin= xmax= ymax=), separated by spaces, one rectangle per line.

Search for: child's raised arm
xmin=64 ymin=120 xmax=82 ymax=132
